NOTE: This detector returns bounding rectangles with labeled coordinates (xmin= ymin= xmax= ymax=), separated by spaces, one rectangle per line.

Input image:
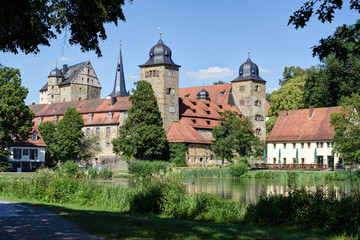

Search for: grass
xmin=0 ymin=172 xmax=37 ymax=179
xmin=0 ymin=197 xmax=341 ymax=240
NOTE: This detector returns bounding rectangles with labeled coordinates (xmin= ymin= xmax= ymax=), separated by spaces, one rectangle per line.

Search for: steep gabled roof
xmin=167 ymin=122 xmax=213 ymax=144
xmin=267 ymin=106 xmax=341 ymax=142
xmin=13 ymin=125 xmax=46 ymax=147
xmin=179 ymin=84 xmax=232 ymax=105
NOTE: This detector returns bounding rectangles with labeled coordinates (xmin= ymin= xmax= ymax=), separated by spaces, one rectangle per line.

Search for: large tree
xmin=112 ymin=80 xmax=168 ymax=160
xmin=212 ymin=110 xmax=257 ymax=161
xmin=0 ymin=66 xmax=34 ymax=169
xmin=330 ymin=93 xmax=360 ymax=164
xmin=52 ymin=108 xmax=84 ymax=162
xmin=38 ymin=121 xmax=57 ymax=167
xmin=0 ymin=0 xmax=130 ymax=57
xmin=289 ymin=1 xmax=360 ymax=61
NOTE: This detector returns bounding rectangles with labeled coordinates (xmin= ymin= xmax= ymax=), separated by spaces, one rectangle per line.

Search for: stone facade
xmin=231 ymin=80 xmax=266 ymax=140
xmin=140 ymin=65 xmax=180 ymax=132
xmin=186 ymin=144 xmax=214 ymax=166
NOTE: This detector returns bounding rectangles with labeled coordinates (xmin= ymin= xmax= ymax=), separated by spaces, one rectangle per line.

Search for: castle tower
xmin=46 ymin=67 xmax=63 ymax=103
xmin=139 ymin=37 xmax=181 ymax=132
xmin=231 ymin=54 xmax=266 ymax=140
xmin=108 ymin=44 xmax=129 ymax=97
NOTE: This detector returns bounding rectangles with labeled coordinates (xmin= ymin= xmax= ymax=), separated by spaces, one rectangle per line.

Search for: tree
xmin=112 ymin=80 xmax=168 ymax=160
xmin=53 ymin=108 xmax=84 ymax=162
xmin=0 ymin=0 xmax=130 ymax=57
xmin=79 ymin=135 xmax=101 ymax=163
xmin=288 ymin=1 xmax=360 ymax=61
xmin=267 ymin=66 xmax=307 ymax=136
xmin=169 ymin=142 xmax=187 ymax=164
xmin=330 ymin=93 xmax=360 ymax=164
xmin=38 ymin=121 xmax=57 ymax=167
xmin=213 ymin=80 xmax=226 ymax=85
xmin=304 ymin=54 xmax=360 ymax=108
xmin=0 ymin=66 xmax=34 ymax=170
xmin=212 ymin=110 xmax=257 ymax=161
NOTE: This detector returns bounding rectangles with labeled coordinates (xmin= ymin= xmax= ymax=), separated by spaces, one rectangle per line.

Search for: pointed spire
xmin=109 ymin=42 xmax=129 ymax=97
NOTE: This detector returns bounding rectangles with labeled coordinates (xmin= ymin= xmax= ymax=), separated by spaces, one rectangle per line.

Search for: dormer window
xmin=108 ymin=112 xmax=113 ymax=121
xmin=31 ymin=131 xmax=38 ymax=141
xmin=206 ymin=120 xmax=211 ymax=125
xmin=220 ymin=91 xmax=224 ymax=97
xmin=205 ymin=103 xmax=210 ymax=107
xmin=191 ymin=109 xmax=196 ymax=113
xmin=38 ymin=117 xmax=42 ymax=124
xmin=218 ymin=105 xmax=223 ymax=109
xmin=53 ymin=116 xmax=58 ymax=124
xmin=185 ymin=94 xmax=190 ymax=98
xmin=205 ymin=110 xmax=210 ymax=115
xmin=191 ymin=119 xmax=197 ymax=124
xmin=88 ymin=113 xmax=93 ymax=123
xmin=191 ymin=101 xmax=197 ymax=106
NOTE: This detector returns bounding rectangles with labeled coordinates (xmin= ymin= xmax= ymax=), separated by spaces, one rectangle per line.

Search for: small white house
xmin=266 ymin=106 xmax=342 ymax=169
xmin=8 ymin=129 xmax=46 ymax=172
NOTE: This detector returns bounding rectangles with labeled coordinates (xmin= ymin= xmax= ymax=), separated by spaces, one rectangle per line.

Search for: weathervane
xmin=158 ymin=27 xmax=162 ymax=38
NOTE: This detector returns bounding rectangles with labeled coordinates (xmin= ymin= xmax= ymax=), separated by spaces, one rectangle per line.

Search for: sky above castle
xmin=0 ymin=0 xmax=358 ymax=105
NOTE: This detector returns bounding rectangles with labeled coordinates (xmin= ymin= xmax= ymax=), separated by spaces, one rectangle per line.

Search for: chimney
xmin=309 ymin=106 xmax=314 ymax=119
xmin=63 ymin=64 xmax=68 ymax=75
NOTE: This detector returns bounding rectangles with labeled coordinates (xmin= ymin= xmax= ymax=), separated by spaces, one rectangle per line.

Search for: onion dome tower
xmin=197 ymin=84 xmax=210 ymax=100
xmin=139 ymin=32 xmax=180 ymax=132
xmin=109 ymin=43 xmax=129 ymax=97
xmin=231 ymin=52 xmax=266 ymax=140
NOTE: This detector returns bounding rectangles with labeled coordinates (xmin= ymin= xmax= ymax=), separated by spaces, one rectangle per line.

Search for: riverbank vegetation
xmin=0 ymin=168 xmax=359 ymax=239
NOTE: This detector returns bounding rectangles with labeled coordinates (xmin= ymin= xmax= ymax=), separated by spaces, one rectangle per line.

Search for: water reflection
xmin=95 ymin=177 xmax=360 ymax=203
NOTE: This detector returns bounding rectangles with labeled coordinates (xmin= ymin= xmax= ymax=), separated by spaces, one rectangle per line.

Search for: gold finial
xmin=158 ymin=27 xmax=162 ymax=38
xmin=248 ymin=47 xmax=251 ymax=58
xmin=56 ymin=60 xmax=58 ymax=68
xmin=119 ymin=40 xmax=122 ymax=49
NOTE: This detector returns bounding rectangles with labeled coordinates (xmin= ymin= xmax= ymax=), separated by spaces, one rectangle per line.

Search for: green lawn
xmin=0 ymin=172 xmax=36 ymax=179
xmin=1 ymin=197 xmax=342 ymax=240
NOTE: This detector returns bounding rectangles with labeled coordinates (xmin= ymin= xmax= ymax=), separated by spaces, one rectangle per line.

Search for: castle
xmin=9 ymin=37 xmax=268 ymax=171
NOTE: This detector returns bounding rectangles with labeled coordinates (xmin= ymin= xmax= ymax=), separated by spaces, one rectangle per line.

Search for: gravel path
xmin=0 ymin=200 xmax=102 ymax=240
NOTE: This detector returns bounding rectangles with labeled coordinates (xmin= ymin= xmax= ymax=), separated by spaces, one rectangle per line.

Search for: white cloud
xmin=259 ymin=68 xmax=274 ymax=74
xmin=126 ymin=73 xmax=139 ymax=80
xmin=57 ymin=56 xmax=75 ymax=62
xmin=267 ymin=87 xmax=278 ymax=93
xmin=185 ymin=67 xmax=235 ymax=81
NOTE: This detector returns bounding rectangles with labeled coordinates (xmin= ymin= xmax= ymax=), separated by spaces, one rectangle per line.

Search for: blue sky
xmin=0 ymin=0 xmax=358 ymax=105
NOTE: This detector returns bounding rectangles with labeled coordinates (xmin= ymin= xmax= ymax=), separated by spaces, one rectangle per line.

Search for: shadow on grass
xmin=18 ymin=202 xmax=338 ymax=240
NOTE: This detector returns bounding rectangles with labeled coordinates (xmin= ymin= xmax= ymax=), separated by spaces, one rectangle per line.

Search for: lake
xmin=97 ymin=177 xmax=359 ymax=203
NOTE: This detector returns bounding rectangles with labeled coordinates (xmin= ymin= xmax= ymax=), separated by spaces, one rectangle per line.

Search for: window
xmin=106 ymin=127 xmax=110 ymax=137
xmin=168 ymin=70 xmax=175 ymax=78
xmin=320 ymin=142 xmax=323 ymax=148
xmin=13 ymin=148 xmax=21 ymax=159
xmin=87 ymin=78 xmax=89 ymax=83
xmin=31 ymin=131 xmax=38 ymax=141
xmin=191 ymin=119 xmax=197 ymax=124
xmin=205 ymin=103 xmax=210 ymax=107
xmin=185 ymin=94 xmax=190 ymax=98
xmin=106 ymin=143 xmax=111 ymax=147
xmin=220 ymin=91 xmax=224 ymax=97
xmin=273 ymin=158 xmax=276 ymax=164
xmin=79 ymin=87 xmax=82 ymax=90
xmin=205 ymin=110 xmax=210 ymax=115
xmin=293 ymin=143 xmax=296 ymax=149
xmin=23 ymin=149 xmax=29 ymax=155
xmin=191 ymin=109 xmax=196 ymax=113
xmin=51 ymin=95 xmax=54 ymax=99
xmin=254 ymin=85 xmax=261 ymax=91
xmin=166 ymin=88 xmax=171 ymax=95
xmin=301 ymin=143 xmax=305 ymax=149
xmin=169 ymin=106 xmax=176 ymax=113
xmin=316 ymin=142 xmax=320 ymax=148
xmin=218 ymin=105 xmax=223 ymax=109
xmin=155 ymin=70 xmax=159 ymax=77
xmin=239 ymin=85 xmax=245 ymax=92
xmin=273 ymin=143 xmax=276 ymax=149
xmin=256 ymin=128 xmax=261 ymax=135
xmin=108 ymin=112 xmax=113 ymax=121
xmin=254 ymin=114 xmax=263 ymax=121
xmin=88 ymin=69 xmax=90 ymax=74
xmin=331 ymin=142 xmax=334 ymax=147
xmin=30 ymin=149 xmax=38 ymax=160
xmin=283 ymin=143 xmax=286 ymax=149
xmin=327 ymin=142 xmax=331 ymax=148
xmin=53 ymin=116 xmax=58 ymax=124
xmin=51 ymin=86 xmax=54 ymax=89
xmin=124 ymin=112 xmax=128 ymax=120
xmin=308 ymin=143 xmax=311 ymax=148
xmin=145 ymin=71 xmax=149 ymax=78
xmin=88 ymin=113 xmax=93 ymax=123
xmin=293 ymin=158 xmax=296 ymax=164
xmin=191 ymin=101 xmax=197 ymax=106
xmin=283 ymin=158 xmax=287 ymax=164
xmin=38 ymin=117 xmax=42 ymax=124
xmin=86 ymin=128 xmax=90 ymax=137
xmin=79 ymin=97 xmax=81 ymax=101
xmin=96 ymin=128 xmax=100 ymax=136
xmin=301 ymin=158 xmax=305 ymax=164
xmin=206 ymin=120 xmax=211 ymax=125
xmin=171 ymin=89 xmax=175 ymax=94
xmin=239 ymin=100 xmax=245 ymax=106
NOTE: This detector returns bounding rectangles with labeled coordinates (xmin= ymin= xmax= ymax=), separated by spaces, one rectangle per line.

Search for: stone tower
xmin=139 ymin=37 xmax=181 ymax=132
xmin=231 ymin=55 xmax=266 ymax=140
xmin=46 ymin=67 xmax=63 ymax=103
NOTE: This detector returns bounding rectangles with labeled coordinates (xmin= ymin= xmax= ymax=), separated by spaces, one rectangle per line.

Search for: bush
xmin=128 ymin=160 xmax=171 ymax=177
xmin=227 ymin=162 xmax=248 ymax=177
xmin=57 ymin=160 xmax=79 ymax=177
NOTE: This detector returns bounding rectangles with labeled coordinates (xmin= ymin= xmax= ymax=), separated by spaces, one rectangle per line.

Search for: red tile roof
xmin=179 ymin=83 xmax=232 ymax=104
xmin=167 ymin=122 xmax=213 ymax=144
xmin=13 ymin=124 xmax=46 ymax=147
xmin=267 ymin=106 xmax=341 ymax=142
xmin=29 ymin=96 xmax=131 ymax=116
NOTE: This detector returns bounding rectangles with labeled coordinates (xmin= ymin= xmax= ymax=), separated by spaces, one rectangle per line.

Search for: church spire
xmin=109 ymin=43 xmax=129 ymax=97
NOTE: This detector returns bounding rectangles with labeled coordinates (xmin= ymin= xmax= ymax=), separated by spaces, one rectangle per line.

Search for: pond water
xmin=96 ymin=177 xmax=359 ymax=203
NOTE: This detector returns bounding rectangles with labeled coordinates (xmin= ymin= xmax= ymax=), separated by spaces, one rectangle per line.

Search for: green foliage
xmin=330 ymin=93 xmax=360 ymax=164
xmin=266 ymin=115 xmax=278 ymax=137
xmin=304 ymin=54 xmax=360 ymax=108
xmin=79 ymin=135 xmax=101 ymax=162
xmin=227 ymin=162 xmax=249 ymax=178
xmin=112 ymin=80 xmax=168 ymax=160
xmin=0 ymin=66 xmax=34 ymax=169
xmin=212 ymin=111 xmax=257 ymax=160
xmin=57 ymin=160 xmax=79 ymax=177
xmin=169 ymin=143 xmax=187 ymax=164
xmin=174 ymin=168 xmax=231 ymax=178
xmin=288 ymin=1 xmax=360 ymax=61
xmin=0 ymin=0 xmax=130 ymax=57
xmin=268 ymin=67 xmax=307 ymax=117
xmin=52 ymin=108 xmax=84 ymax=163
xmin=265 ymin=93 xmax=271 ymax=103
xmin=128 ymin=160 xmax=171 ymax=177
xmin=213 ymin=80 xmax=225 ymax=85
xmin=38 ymin=121 xmax=56 ymax=167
